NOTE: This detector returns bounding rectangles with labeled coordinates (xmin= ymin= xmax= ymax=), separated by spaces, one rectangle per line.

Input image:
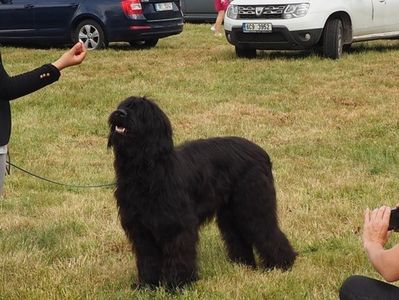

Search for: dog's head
xmin=108 ymin=96 xmax=173 ymax=156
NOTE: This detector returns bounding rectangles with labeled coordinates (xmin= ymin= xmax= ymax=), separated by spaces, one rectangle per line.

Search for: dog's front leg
xmin=160 ymin=228 xmax=199 ymax=289
xmin=131 ymin=225 xmax=162 ymax=288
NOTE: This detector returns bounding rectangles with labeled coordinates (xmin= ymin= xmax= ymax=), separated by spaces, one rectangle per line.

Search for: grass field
xmin=1 ymin=23 xmax=399 ymax=299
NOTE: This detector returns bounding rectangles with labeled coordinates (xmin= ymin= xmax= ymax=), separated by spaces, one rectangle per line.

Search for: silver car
xmin=181 ymin=0 xmax=216 ymax=22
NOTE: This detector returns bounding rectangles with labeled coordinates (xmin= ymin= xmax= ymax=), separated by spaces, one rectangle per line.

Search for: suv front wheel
xmin=323 ymin=18 xmax=344 ymax=59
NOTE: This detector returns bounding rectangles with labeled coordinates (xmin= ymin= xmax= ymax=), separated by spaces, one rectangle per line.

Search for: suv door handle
xmin=24 ymin=4 xmax=34 ymax=8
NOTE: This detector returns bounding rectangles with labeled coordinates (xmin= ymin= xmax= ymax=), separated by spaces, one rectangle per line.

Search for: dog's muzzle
xmin=110 ymin=108 xmax=128 ymax=134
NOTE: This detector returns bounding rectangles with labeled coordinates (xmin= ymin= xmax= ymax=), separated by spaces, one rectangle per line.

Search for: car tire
xmin=235 ymin=46 xmax=256 ymax=59
xmin=129 ymin=39 xmax=159 ymax=49
xmin=74 ymin=20 xmax=107 ymax=50
xmin=323 ymin=18 xmax=344 ymax=59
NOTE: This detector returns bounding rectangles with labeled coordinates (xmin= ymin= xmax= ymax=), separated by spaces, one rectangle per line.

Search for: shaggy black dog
xmin=108 ymin=96 xmax=297 ymax=289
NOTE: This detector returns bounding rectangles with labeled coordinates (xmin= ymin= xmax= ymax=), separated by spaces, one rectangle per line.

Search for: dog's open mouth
xmin=115 ymin=126 xmax=127 ymax=134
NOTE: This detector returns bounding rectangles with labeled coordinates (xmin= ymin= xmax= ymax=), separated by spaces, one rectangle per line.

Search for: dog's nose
xmin=117 ymin=108 xmax=127 ymax=118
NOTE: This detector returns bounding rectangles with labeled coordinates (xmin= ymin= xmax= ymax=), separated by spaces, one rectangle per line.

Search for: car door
xmin=371 ymin=0 xmax=391 ymax=33
xmin=33 ymin=0 xmax=79 ymax=40
xmin=383 ymin=0 xmax=399 ymax=32
xmin=350 ymin=0 xmax=375 ymax=37
xmin=0 ymin=0 xmax=35 ymax=39
xmin=181 ymin=0 xmax=215 ymax=21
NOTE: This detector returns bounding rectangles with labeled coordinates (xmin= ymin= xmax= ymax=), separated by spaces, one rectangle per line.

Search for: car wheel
xmin=235 ymin=46 xmax=256 ymax=59
xmin=74 ymin=20 xmax=107 ymax=50
xmin=323 ymin=18 xmax=343 ymax=59
xmin=129 ymin=39 xmax=159 ymax=49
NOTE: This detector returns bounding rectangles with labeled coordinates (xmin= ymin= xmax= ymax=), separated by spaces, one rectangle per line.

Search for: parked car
xmin=0 ymin=0 xmax=183 ymax=50
xmin=224 ymin=0 xmax=399 ymax=59
xmin=180 ymin=0 xmax=216 ymax=22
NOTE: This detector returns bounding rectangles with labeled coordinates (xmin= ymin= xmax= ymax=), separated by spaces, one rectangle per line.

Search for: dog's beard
xmin=108 ymin=129 xmax=128 ymax=149
xmin=108 ymin=110 xmax=130 ymax=148
xmin=108 ymin=123 xmax=125 ymax=147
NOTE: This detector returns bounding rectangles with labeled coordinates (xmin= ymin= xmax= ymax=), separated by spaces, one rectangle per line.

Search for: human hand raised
xmin=52 ymin=42 xmax=87 ymax=71
xmin=363 ymin=206 xmax=391 ymax=250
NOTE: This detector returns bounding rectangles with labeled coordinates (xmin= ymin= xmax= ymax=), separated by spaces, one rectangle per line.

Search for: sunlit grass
xmin=1 ymin=23 xmax=399 ymax=299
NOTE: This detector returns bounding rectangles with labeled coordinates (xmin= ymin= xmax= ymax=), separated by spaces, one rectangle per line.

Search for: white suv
xmin=224 ymin=0 xmax=399 ymax=59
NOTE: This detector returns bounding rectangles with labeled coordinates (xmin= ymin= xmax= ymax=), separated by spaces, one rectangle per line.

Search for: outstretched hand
xmin=52 ymin=42 xmax=87 ymax=71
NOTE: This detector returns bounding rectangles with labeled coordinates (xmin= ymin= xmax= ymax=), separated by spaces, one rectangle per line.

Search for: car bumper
xmin=225 ymin=26 xmax=323 ymax=50
xmin=108 ymin=19 xmax=184 ymax=42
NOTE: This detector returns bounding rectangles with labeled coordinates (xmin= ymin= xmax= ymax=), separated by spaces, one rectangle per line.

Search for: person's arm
xmin=0 ymin=60 xmax=61 ymax=101
xmin=51 ymin=42 xmax=86 ymax=71
xmin=0 ymin=42 xmax=86 ymax=101
xmin=363 ymin=206 xmax=399 ymax=282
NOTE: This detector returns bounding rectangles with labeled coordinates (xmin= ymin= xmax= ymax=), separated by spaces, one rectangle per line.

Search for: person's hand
xmin=363 ymin=206 xmax=391 ymax=250
xmin=52 ymin=42 xmax=87 ymax=71
xmin=362 ymin=205 xmax=399 ymax=282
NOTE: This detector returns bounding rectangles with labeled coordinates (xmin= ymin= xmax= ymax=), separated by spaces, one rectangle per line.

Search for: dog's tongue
xmin=115 ymin=126 xmax=126 ymax=133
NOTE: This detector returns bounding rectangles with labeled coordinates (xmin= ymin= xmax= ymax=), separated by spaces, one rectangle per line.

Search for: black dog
xmin=108 ymin=96 xmax=297 ymax=289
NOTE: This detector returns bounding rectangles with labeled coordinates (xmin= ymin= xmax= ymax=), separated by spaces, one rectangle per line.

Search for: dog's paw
xmin=130 ymin=281 xmax=159 ymax=291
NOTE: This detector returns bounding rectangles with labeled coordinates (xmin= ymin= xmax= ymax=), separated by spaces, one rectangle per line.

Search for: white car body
xmin=224 ymin=0 xmax=399 ymax=58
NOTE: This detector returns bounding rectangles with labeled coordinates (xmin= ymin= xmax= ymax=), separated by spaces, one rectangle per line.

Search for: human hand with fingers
xmin=340 ymin=204 xmax=399 ymax=297
xmin=52 ymin=42 xmax=87 ymax=71
xmin=363 ymin=206 xmax=391 ymax=250
xmin=359 ymin=205 xmax=399 ymax=283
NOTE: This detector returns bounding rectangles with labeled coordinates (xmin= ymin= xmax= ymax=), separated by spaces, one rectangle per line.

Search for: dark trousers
xmin=340 ymin=275 xmax=399 ymax=300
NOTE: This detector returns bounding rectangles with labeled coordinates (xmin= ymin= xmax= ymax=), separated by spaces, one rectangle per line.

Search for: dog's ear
xmin=139 ymin=98 xmax=174 ymax=155
xmin=107 ymin=111 xmax=114 ymax=149
xmin=153 ymin=104 xmax=174 ymax=154
xmin=107 ymin=121 xmax=115 ymax=149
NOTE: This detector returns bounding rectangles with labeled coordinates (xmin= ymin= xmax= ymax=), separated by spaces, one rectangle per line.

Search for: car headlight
xmin=283 ymin=3 xmax=310 ymax=19
xmin=226 ymin=4 xmax=238 ymax=19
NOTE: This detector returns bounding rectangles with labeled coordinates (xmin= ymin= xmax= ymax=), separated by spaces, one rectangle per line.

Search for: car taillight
xmin=121 ymin=0 xmax=142 ymax=17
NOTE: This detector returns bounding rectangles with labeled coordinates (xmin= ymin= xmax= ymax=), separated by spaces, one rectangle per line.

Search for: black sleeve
xmin=0 ymin=52 xmax=61 ymax=101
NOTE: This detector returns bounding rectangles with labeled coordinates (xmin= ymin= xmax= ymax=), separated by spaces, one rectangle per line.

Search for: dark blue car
xmin=0 ymin=0 xmax=183 ymax=49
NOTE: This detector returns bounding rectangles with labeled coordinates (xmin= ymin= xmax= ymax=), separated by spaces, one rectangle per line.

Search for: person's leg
xmin=214 ymin=10 xmax=225 ymax=36
xmin=340 ymin=275 xmax=399 ymax=300
xmin=0 ymin=152 xmax=7 ymax=197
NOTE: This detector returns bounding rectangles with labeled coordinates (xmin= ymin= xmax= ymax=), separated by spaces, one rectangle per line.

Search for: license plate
xmin=155 ymin=2 xmax=173 ymax=11
xmin=242 ymin=23 xmax=272 ymax=33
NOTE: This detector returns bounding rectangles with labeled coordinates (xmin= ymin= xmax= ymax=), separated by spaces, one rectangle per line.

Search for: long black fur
xmin=108 ymin=96 xmax=297 ymax=289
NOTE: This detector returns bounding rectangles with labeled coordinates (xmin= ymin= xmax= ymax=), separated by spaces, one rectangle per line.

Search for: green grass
xmin=1 ymin=23 xmax=399 ymax=299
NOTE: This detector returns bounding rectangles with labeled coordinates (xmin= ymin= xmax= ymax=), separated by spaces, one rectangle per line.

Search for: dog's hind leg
xmin=216 ymin=209 xmax=256 ymax=268
xmin=231 ymin=168 xmax=297 ymax=270
xmin=254 ymin=227 xmax=297 ymax=270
